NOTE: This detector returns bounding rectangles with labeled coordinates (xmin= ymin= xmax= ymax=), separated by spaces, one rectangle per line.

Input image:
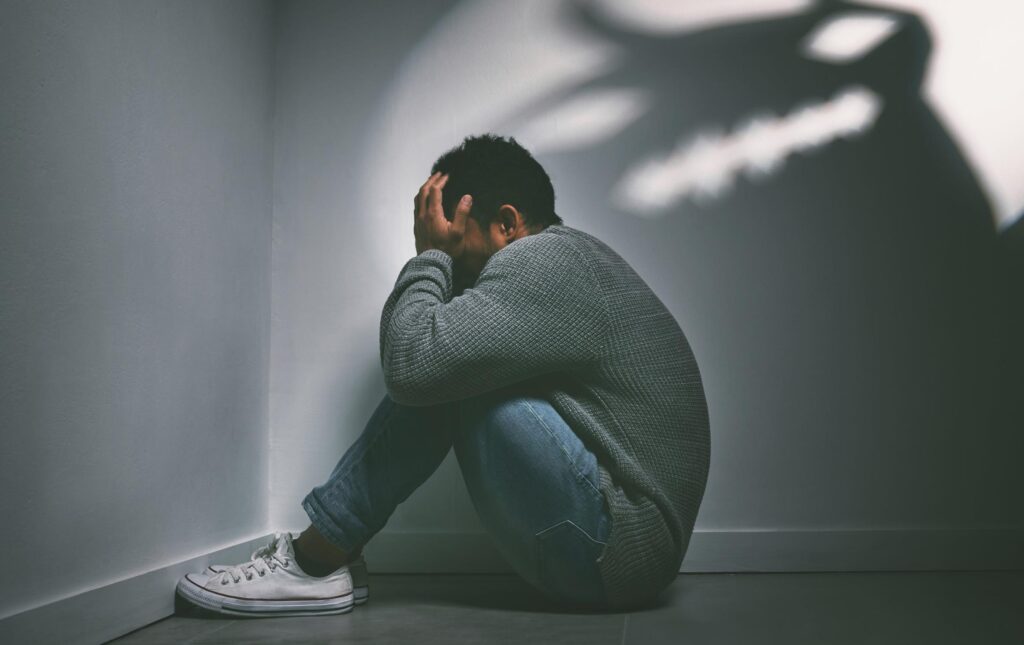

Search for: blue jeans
xmin=301 ymin=385 xmax=613 ymax=610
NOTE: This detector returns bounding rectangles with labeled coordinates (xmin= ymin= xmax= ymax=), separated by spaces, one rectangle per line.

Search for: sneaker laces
xmin=219 ymin=532 xmax=293 ymax=584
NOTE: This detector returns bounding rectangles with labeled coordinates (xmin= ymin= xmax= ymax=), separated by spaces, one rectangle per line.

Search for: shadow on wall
xmin=997 ymin=215 xmax=1024 ymax=443
xmin=497 ymin=0 xmax=1018 ymax=514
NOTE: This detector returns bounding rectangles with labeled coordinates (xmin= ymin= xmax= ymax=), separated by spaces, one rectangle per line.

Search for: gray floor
xmin=109 ymin=571 xmax=1024 ymax=644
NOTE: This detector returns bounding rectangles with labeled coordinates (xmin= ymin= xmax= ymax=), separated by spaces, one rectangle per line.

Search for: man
xmin=175 ymin=134 xmax=710 ymax=615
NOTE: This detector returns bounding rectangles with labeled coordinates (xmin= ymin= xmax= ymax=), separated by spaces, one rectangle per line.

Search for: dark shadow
xmin=995 ymin=214 xmax=1024 ymax=461
xmin=494 ymin=0 xmax=1013 ymax=524
xmin=173 ymin=590 xmax=231 ymax=620
xmin=359 ymin=572 xmax=672 ymax=615
xmin=172 ymin=573 xmax=673 ymax=618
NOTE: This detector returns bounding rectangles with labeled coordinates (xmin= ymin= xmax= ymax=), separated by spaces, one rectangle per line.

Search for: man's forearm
xmin=379 ymin=234 xmax=609 ymax=407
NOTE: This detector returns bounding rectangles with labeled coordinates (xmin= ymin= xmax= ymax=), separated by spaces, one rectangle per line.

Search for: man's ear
xmin=496 ymin=204 xmax=526 ymax=242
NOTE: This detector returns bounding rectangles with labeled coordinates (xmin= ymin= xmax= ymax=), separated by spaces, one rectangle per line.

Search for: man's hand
xmin=414 ymin=171 xmax=472 ymax=258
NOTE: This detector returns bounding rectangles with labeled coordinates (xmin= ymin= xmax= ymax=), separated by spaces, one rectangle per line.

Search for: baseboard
xmin=359 ymin=527 xmax=1024 ymax=573
xmin=0 ymin=532 xmax=274 ymax=645
xmin=681 ymin=527 xmax=1024 ymax=572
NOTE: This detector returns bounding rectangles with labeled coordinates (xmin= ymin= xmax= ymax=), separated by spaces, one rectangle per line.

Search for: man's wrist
xmin=416 ymin=247 xmax=454 ymax=270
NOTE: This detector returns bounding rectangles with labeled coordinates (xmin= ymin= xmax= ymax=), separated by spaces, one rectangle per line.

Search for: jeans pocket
xmin=534 ymin=518 xmax=608 ymax=608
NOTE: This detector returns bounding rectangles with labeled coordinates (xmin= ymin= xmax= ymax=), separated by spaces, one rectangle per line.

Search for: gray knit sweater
xmin=379 ymin=223 xmax=710 ymax=608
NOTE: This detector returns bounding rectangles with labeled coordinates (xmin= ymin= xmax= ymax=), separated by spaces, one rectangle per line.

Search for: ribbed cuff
xmin=595 ymin=464 xmax=681 ymax=609
xmin=396 ymin=248 xmax=455 ymax=301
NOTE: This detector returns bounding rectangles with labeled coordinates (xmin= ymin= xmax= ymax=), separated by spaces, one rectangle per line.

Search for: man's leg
xmin=298 ymin=392 xmax=459 ymax=574
xmin=453 ymin=387 xmax=613 ymax=610
xmin=295 ymin=385 xmax=612 ymax=610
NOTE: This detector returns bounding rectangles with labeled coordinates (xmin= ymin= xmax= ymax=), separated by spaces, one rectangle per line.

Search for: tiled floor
xmin=109 ymin=571 xmax=1023 ymax=644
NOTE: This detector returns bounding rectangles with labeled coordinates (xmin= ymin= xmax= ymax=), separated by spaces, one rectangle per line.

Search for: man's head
xmin=431 ymin=133 xmax=563 ymax=287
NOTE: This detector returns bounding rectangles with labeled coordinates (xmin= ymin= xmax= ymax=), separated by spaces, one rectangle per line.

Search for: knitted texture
xmin=379 ymin=224 xmax=711 ymax=609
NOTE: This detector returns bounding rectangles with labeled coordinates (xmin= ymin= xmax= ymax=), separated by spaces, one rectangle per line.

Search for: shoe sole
xmin=176 ymin=574 xmax=354 ymax=617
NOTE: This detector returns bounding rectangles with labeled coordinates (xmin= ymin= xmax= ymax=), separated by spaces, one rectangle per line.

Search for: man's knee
xmin=453 ymin=389 xmax=540 ymax=474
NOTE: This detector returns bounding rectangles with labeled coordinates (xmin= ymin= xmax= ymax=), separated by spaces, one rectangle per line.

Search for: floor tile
xmin=111 ymin=571 xmax=1024 ymax=645
xmin=624 ymin=571 xmax=1024 ymax=645
xmin=113 ymin=574 xmax=626 ymax=645
xmin=108 ymin=595 xmax=238 ymax=644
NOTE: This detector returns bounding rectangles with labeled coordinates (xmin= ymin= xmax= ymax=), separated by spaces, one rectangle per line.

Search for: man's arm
xmin=379 ymin=234 xmax=609 ymax=406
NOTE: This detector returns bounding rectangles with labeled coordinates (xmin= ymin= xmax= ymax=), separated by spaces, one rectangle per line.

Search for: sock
xmin=292 ymin=541 xmax=344 ymax=578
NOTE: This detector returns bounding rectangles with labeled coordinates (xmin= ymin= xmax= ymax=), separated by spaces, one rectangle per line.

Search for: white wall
xmin=269 ymin=0 xmax=1023 ymax=569
xmin=268 ymin=0 xmax=470 ymax=537
xmin=0 ymin=0 xmax=275 ymax=619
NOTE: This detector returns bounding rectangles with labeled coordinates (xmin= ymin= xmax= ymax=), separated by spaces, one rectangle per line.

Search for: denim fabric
xmin=301 ymin=386 xmax=613 ymax=610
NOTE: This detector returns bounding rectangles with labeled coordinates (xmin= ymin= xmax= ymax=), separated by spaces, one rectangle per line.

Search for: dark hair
xmin=430 ymin=133 xmax=563 ymax=231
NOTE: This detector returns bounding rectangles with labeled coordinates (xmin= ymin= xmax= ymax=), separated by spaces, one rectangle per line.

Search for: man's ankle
xmin=293 ymin=525 xmax=357 ymax=568
xmin=292 ymin=543 xmax=341 ymax=577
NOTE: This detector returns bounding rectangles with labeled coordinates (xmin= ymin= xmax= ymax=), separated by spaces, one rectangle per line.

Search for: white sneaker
xmin=176 ymin=532 xmax=355 ymax=617
xmin=204 ymin=539 xmax=369 ymax=606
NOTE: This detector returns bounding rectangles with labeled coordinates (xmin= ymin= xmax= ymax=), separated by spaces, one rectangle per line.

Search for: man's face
xmin=452 ymin=214 xmax=498 ymax=292
xmin=452 ymin=206 xmax=535 ymax=292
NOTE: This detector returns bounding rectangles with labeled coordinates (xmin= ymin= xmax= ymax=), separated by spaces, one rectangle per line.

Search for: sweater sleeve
xmin=379 ymin=234 xmax=609 ymax=407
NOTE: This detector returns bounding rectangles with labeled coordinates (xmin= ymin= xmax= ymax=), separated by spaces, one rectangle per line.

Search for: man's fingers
xmin=428 ymin=184 xmax=444 ymax=218
xmin=417 ymin=175 xmax=435 ymax=217
xmin=452 ymin=194 xmax=472 ymax=233
xmin=427 ymin=174 xmax=450 ymax=218
xmin=416 ymin=172 xmax=442 ymax=217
